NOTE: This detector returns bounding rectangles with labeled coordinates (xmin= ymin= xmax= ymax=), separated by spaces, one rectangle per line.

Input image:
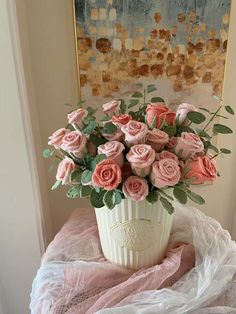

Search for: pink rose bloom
xmin=184 ymin=155 xmax=217 ymax=184
xmin=92 ymin=159 xmax=122 ymax=191
xmin=146 ymin=128 xmax=169 ymax=152
xmin=167 ymin=136 xmax=178 ymax=151
xmin=121 ymin=120 xmax=148 ymax=146
xmin=102 ymin=122 xmax=124 ymax=141
xmin=176 ymin=103 xmax=197 ymax=125
xmin=67 ymin=108 xmax=88 ymax=129
xmin=98 ymin=141 xmax=125 ymax=167
xmin=56 ymin=157 xmax=75 ymax=185
xmin=61 ymin=130 xmax=87 ymax=158
xmin=150 ymin=159 xmax=181 ymax=188
xmin=146 ymin=103 xmax=176 ymax=128
xmin=103 ymin=100 xmax=121 ymax=116
xmin=111 ymin=114 xmax=132 ymax=125
xmin=156 ymin=150 xmax=179 ymax=163
xmin=123 ymin=176 xmax=149 ymax=201
xmin=175 ymin=132 xmax=204 ymax=159
xmin=48 ymin=128 xmax=67 ymax=149
xmin=126 ymin=144 xmax=155 ymax=177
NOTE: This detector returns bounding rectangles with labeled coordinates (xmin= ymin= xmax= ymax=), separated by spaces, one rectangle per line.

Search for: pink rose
xmin=98 ymin=141 xmax=125 ymax=167
xmin=146 ymin=103 xmax=176 ymax=128
xmin=48 ymin=128 xmax=67 ymax=149
xmin=146 ymin=129 xmax=169 ymax=152
xmin=123 ymin=176 xmax=149 ymax=201
xmin=156 ymin=150 xmax=179 ymax=163
xmin=92 ymin=159 xmax=122 ymax=191
xmin=126 ymin=144 xmax=155 ymax=177
xmin=176 ymin=103 xmax=197 ymax=125
xmin=56 ymin=157 xmax=75 ymax=185
xmin=61 ymin=130 xmax=87 ymax=158
xmin=150 ymin=159 xmax=181 ymax=188
xmin=175 ymin=132 xmax=204 ymax=159
xmin=167 ymin=136 xmax=177 ymax=151
xmin=103 ymin=100 xmax=120 ymax=116
xmin=110 ymin=113 xmax=132 ymax=125
xmin=184 ymin=155 xmax=217 ymax=184
xmin=102 ymin=122 xmax=124 ymax=141
xmin=121 ymin=120 xmax=148 ymax=146
xmin=67 ymin=108 xmax=88 ymax=129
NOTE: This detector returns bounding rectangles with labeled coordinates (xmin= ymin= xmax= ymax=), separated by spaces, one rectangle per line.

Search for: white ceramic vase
xmin=95 ymin=199 xmax=173 ymax=270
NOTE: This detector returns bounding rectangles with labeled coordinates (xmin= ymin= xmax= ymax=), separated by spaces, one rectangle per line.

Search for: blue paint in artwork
xmin=75 ymin=0 xmax=231 ymax=45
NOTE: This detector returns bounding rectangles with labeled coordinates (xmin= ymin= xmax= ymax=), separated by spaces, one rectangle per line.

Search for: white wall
xmin=0 ymin=1 xmax=44 ymax=313
xmin=18 ymin=0 xmax=236 ymax=237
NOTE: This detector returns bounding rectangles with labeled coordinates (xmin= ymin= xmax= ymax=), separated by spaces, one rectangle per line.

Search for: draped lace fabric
xmin=30 ymin=205 xmax=236 ymax=314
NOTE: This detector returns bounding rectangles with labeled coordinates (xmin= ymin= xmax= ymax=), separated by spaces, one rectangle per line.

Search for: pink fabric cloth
xmin=32 ymin=208 xmax=195 ymax=314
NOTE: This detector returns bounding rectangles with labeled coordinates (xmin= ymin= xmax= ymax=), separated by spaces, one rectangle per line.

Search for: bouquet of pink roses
xmin=44 ymin=86 xmax=233 ymax=213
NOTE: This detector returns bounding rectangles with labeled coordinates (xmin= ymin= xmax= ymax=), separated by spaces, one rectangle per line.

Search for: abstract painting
xmin=73 ymin=0 xmax=231 ymax=110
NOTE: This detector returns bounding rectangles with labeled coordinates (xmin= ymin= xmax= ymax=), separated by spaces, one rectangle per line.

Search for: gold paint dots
xmin=107 ymin=0 xmax=113 ymax=4
xmin=154 ymin=12 xmax=162 ymax=23
xmin=200 ymin=23 xmax=206 ymax=32
xmin=99 ymin=8 xmax=107 ymax=20
xmin=133 ymin=37 xmax=144 ymax=50
xmin=178 ymin=13 xmax=185 ymax=23
xmin=91 ymin=8 xmax=98 ymax=20
xmin=109 ymin=8 xmax=116 ymax=21
xmin=125 ymin=38 xmax=133 ymax=50
xmin=98 ymin=27 xmax=107 ymax=37
xmin=189 ymin=11 xmax=196 ymax=22
xmin=88 ymin=25 xmax=96 ymax=34
xmin=113 ymin=38 xmax=122 ymax=51
xmin=222 ymin=14 xmax=229 ymax=24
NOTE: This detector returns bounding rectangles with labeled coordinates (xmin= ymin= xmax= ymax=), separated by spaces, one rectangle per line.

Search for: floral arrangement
xmin=44 ymin=85 xmax=233 ymax=213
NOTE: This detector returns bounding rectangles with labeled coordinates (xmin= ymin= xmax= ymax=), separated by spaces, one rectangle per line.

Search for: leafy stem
xmin=202 ymin=105 xmax=222 ymax=132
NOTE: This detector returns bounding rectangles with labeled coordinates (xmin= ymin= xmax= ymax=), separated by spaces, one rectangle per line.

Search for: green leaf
xmin=51 ymin=180 xmax=62 ymax=190
xmin=77 ymin=100 xmax=85 ymax=107
xmin=163 ymin=125 xmax=177 ymax=137
xmin=199 ymin=107 xmax=211 ymax=114
xmin=81 ymin=170 xmax=93 ymax=185
xmin=160 ymin=197 xmax=174 ymax=215
xmin=86 ymin=106 xmax=98 ymax=115
xmin=173 ymin=187 xmax=187 ymax=204
xmin=103 ymin=190 xmax=116 ymax=209
xmin=96 ymin=154 xmax=107 ymax=163
xmin=186 ymin=190 xmax=205 ymax=205
xmin=101 ymin=114 xmax=110 ymax=121
xmin=208 ymin=143 xmax=219 ymax=153
xmin=114 ymin=190 xmax=122 ymax=205
xmin=198 ymin=130 xmax=211 ymax=139
xmin=88 ymin=159 xmax=97 ymax=171
xmin=187 ymin=111 xmax=206 ymax=124
xmin=70 ymin=169 xmax=82 ymax=182
xmin=66 ymin=185 xmax=82 ymax=198
xmin=128 ymin=99 xmax=139 ymax=108
xmin=213 ymin=124 xmax=233 ymax=134
xmin=82 ymin=120 xmax=97 ymax=134
xmin=66 ymin=123 xmax=76 ymax=131
xmin=215 ymin=114 xmax=229 ymax=119
xmin=147 ymin=84 xmax=157 ymax=93
xmin=43 ymin=148 xmax=54 ymax=158
xmin=150 ymin=97 xmax=165 ymax=103
xmin=83 ymin=115 xmax=96 ymax=124
xmin=90 ymin=134 xmax=107 ymax=147
xmin=119 ymin=99 xmax=127 ymax=113
xmin=225 ymin=105 xmax=234 ymax=115
xmin=80 ymin=185 xmax=92 ymax=197
xmin=132 ymin=91 xmax=143 ymax=98
xmin=102 ymin=123 xmax=118 ymax=134
xmin=90 ymin=189 xmax=106 ymax=208
xmin=146 ymin=191 xmax=159 ymax=204
xmin=220 ymin=148 xmax=231 ymax=154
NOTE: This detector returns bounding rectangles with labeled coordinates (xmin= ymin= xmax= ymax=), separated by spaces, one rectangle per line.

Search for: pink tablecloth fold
xmin=32 ymin=208 xmax=195 ymax=314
